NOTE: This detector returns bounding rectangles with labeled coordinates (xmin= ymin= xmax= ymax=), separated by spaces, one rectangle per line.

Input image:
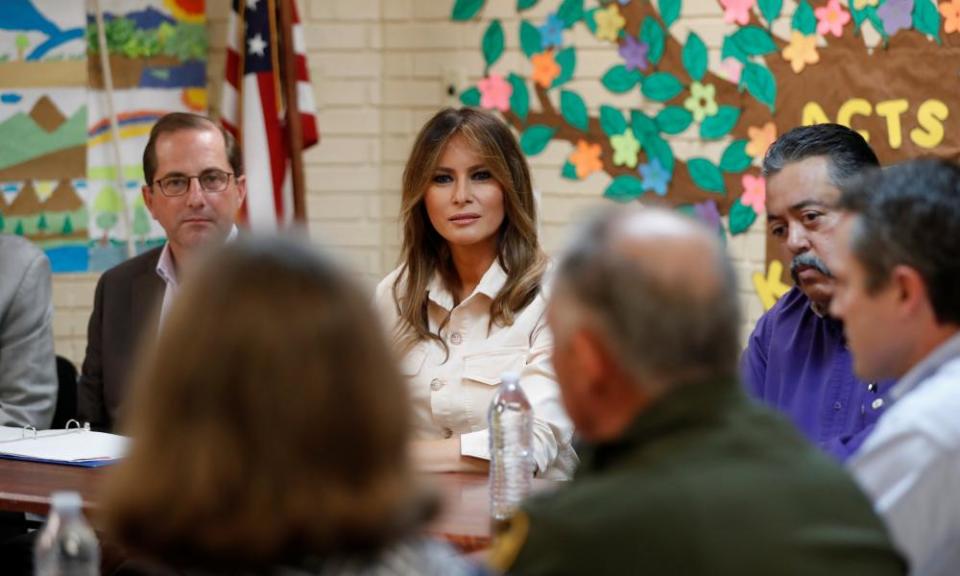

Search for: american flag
xmin=221 ymin=0 xmax=319 ymax=232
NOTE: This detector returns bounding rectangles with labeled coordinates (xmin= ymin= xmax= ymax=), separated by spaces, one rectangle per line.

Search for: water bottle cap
xmin=501 ymin=371 xmax=520 ymax=385
xmin=50 ymin=491 xmax=83 ymax=512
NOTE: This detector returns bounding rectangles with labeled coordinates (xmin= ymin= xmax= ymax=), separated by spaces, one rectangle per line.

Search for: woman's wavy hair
xmin=102 ymin=237 xmax=432 ymax=570
xmin=392 ymin=107 xmax=548 ymax=354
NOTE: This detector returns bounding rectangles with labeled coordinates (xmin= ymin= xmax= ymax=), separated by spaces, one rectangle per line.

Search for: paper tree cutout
xmin=451 ymin=0 xmax=960 ymax=237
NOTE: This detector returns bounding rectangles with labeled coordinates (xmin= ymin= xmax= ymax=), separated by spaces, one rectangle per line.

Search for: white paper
xmin=0 ymin=426 xmax=128 ymax=463
xmin=460 ymin=429 xmax=491 ymax=461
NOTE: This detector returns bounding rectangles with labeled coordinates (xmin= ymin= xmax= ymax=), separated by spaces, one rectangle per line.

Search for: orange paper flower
xmin=782 ymin=32 xmax=819 ymax=74
xmin=746 ymin=122 xmax=777 ymax=158
xmin=940 ymin=0 xmax=960 ymax=33
xmin=570 ymin=140 xmax=603 ymax=179
xmin=531 ymin=51 xmax=561 ymax=88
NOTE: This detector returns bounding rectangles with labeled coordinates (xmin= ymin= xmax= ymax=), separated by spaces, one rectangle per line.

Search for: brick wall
xmin=51 ymin=0 xmax=768 ymax=366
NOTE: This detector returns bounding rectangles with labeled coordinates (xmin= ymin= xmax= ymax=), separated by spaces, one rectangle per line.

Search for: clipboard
xmin=0 ymin=420 xmax=128 ymax=468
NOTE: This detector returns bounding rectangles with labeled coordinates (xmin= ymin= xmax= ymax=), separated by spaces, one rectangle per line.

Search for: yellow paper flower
xmin=746 ymin=122 xmax=777 ymax=158
xmin=782 ymin=32 xmax=819 ymax=74
xmin=610 ymin=131 xmax=641 ymax=168
xmin=594 ymin=4 xmax=626 ymax=42
xmin=853 ymin=0 xmax=879 ymax=10
xmin=683 ymin=81 xmax=718 ymax=123
xmin=570 ymin=140 xmax=604 ymax=179
xmin=531 ymin=51 xmax=561 ymax=88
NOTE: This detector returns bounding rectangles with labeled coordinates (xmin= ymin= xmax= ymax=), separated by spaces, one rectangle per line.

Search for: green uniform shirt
xmin=495 ymin=379 xmax=906 ymax=576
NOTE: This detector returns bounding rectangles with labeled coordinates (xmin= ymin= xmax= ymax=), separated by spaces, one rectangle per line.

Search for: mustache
xmin=790 ymin=253 xmax=832 ymax=283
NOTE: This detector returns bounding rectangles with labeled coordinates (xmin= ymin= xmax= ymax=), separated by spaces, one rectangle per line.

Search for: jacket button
xmin=443 ymin=428 xmax=453 ymax=439
xmin=430 ymin=378 xmax=444 ymax=391
xmin=872 ymin=398 xmax=885 ymax=410
xmin=450 ymin=332 xmax=463 ymax=345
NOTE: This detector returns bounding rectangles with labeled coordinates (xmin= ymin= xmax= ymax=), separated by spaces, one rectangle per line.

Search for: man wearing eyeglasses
xmin=78 ymin=113 xmax=246 ymax=432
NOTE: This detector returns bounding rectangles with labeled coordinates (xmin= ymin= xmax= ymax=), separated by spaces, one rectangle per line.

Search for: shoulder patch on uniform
xmin=488 ymin=511 xmax=530 ymax=572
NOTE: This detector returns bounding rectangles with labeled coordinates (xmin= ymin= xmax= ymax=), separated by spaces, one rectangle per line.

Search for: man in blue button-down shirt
xmin=741 ymin=123 xmax=893 ymax=461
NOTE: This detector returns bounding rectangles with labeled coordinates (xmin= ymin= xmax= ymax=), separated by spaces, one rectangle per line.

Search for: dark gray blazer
xmin=78 ymin=246 xmax=164 ymax=432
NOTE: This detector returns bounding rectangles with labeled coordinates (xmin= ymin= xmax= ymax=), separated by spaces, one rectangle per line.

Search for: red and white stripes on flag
xmin=221 ymin=0 xmax=318 ymax=232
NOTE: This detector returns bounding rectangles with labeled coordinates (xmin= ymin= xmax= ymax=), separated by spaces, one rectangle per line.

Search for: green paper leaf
xmin=729 ymin=199 xmax=758 ymax=234
xmin=517 ymin=0 xmax=539 ymax=10
xmin=791 ymin=0 xmax=817 ymax=35
xmin=682 ymin=32 xmax=708 ymax=82
xmin=508 ymin=74 xmax=530 ymax=121
xmin=730 ymin=26 xmax=777 ymax=56
xmin=520 ymin=125 xmax=556 ymax=155
xmin=758 ymin=0 xmax=783 ymax=26
xmin=519 ymin=21 xmax=543 ymax=58
xmin=656 ymin=106 xmax=693 ymax=135
xmin=558 ymin=0 xmax=585 ymax=28
xmin=743 ymin=62 xmax=777 ymax=112
xmin=601 ymin=65 xmax=641 ymax=93
xmin=561 ymin=160 xmax=579 ymax=180
xmin=721 ymin=36 xmax=750 ymax=63
xmin=659 ymin=0 xmax=683 ymax=27
xmin=599 ymin=105 xmax=628 ymax=136
xmin=865 ymin=9 xmax=890 ymax=38
xmin=585 ymin=7 xmax=599 ymax=35
xmin=452 ymin=0 xmax=485 ymax=21
xmin=914 ymin=0 xmax=942 ymax=42
xmin=560 ymin=90 xmax=589 ymax=131
xmin=631 ymin=110 xmax=658 ymax=141
xmin=640 ymin=18 xmax=665 ymax=65
xmin=482 ymin=20 xmax=505 ymax=68
xmin=644 ymin=133 xmax=675 ymax=175
xmin=850 ymin=3 xmax=873 ymax=28
xmin=642 ymin=72 xmax=684 ymax=102
xmin=552 ymin=47 xmax=576 ymax=87
xmin=719 ymin=140 xmax=752 ymax=172
xmin=700 ymin=106 xmax=741 ymax=140
xmin=460 ymin=87 xmax=481 ymax=106
xmin=687 ymin=158 xmax=725 ymax=193
xmin=604 ymin=175 xmax=647 ymax=202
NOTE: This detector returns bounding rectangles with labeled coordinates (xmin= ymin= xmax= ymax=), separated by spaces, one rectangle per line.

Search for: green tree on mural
xmin=0 ymin=211 xmax=5 ymax=232
xmin=451 ymin=0 xmax=959 ymax=237
xmin=94 ymin=185 xmax=123 ymax=245
xmin=14 ymin=220 xmax=24 ymax=236
xmin=132 ymin=196 xmax=151 ymax=242
xmin=62 ymin=215 xmax=74 ymax=236
xmin=15 ymin=34 xmax=29 ymax=61
xmin=37 ymin=214 xmax=48 ymax=235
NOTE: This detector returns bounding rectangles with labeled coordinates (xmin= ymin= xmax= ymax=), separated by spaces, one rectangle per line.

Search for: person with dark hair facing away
xmin=491 ymin=207 xmax=905 ymax=576
xmin=78 ymin=112 xmax=246 ymax=432
xmin=103 ymin=237 xmax=480 ymax=576
xmin=374 ymin=107 xmax=575 ymax=478
xmin=741 ymin=123 xmax=893 ymax=460
xmin=830 ymin=159 xmax=960 ymax=575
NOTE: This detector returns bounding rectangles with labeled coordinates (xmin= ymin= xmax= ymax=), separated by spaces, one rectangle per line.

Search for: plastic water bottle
xmin=489 ymin=371 xmax=534 ymax=531
xmin=34 ymin=491 xmax=100 ymax=576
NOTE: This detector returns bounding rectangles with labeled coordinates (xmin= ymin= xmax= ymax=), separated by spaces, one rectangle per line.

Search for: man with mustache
xmin=741 ymin=123 xmax=892 ymax=461
xmin=78 ymin=113 xmax=246 ymax=432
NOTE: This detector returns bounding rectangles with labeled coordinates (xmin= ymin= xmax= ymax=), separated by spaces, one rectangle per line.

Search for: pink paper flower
xmin=478 ymin=74 xmax=513 ymax=112
xmin=815 ymin=0 xmax=851 ymax=37
xmin=740 ymin=174 xmax=766 ymax=212
xmin=720 ymin=0 xmax=756 ymax=25
xmin=720 ymin=57 xmax=744 ymax=84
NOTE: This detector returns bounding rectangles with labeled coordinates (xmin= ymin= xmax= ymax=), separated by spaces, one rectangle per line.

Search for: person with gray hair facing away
xmin=829 ymin=159 xmax=960 ymax=575
xmin=489 ymin=207 xmax=905 ymax=576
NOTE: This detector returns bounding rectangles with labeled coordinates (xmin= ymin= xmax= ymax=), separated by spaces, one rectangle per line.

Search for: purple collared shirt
xmin=741 ymin=287 xmax=894 ymax=461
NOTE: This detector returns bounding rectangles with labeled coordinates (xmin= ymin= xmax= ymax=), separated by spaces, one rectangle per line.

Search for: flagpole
xmin=277 ymin=0 xmax=307 ymax=227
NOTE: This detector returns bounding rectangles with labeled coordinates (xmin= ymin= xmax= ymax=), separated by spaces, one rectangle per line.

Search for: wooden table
xmin=0 ymin=459 xmax=555 ymax=552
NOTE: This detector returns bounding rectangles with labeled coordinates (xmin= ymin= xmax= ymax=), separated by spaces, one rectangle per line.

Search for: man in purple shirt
xmin=742 ymin=124 xmax=893 ymax=461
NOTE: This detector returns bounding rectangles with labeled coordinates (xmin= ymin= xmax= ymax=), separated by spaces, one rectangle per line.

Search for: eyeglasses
xmin=153 ymin=169 xmax=234 ymax=197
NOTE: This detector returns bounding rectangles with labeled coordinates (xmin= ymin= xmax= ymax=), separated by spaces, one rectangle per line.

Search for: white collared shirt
xmin=849 ymin=331 xmax=960 ymax=575
xmin=374 ymin=261 xmax=577 ymax=480
xmin=155 ymin=226 xmax=238 ymax=326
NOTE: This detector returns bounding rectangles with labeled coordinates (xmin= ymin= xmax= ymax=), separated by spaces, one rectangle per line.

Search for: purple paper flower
xmin=693 ymin=200 xmax=722 ymax=230
xmin=618 ymin=0 xmax=631 ymax=4
xmin=639 ymin=159 xmax=671 ymax=196
xmin=540 ymin=13 xmax=564 ymax=49
xmin=618 ymin=35 xmax=650 ymax=72
xmin=876 ymin=0 xmax=914 ymax=36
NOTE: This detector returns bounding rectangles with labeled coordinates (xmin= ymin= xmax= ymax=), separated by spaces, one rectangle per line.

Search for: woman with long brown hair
xmin=103 ymin=237 xmax=477 ymax=575
xmin=374 ymin=107 xmax=576 ymax=479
